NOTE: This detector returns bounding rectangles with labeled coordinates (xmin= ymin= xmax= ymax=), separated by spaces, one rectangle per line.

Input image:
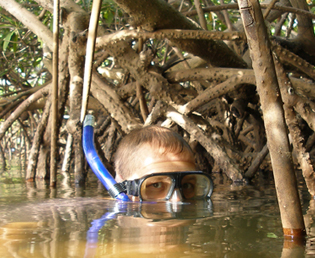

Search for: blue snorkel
xmin=82 ymin=114 xmax=130 ymax=201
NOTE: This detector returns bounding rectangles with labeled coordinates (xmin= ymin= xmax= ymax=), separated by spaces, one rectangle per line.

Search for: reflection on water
xmin=0 ymin=172 xmax=314 ymax=257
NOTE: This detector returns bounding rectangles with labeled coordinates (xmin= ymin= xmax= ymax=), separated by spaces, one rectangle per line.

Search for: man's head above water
xmin=114 ymin=125 xmax=196 ymax=182
xmin=114 ymin=125 xmax=213 ymax=202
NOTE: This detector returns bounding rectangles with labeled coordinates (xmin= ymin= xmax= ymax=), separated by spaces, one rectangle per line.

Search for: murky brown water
xmin=0 ymin=171 xmax=314 ymax=258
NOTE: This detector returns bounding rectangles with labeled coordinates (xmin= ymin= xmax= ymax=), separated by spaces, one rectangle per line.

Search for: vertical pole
xmin=80 ymin=0 xmax=103 ymax=123
xmin=239 ymin=0 xmax=305 ymax=238
xmin=50 ymin=0 xmax=60 ymax=187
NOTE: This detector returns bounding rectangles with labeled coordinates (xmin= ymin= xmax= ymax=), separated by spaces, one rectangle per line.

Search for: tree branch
xmin=0 ymin=85 xmax=50 ymax=141
xmin=0 ymin=0 xmax=54 ymax=50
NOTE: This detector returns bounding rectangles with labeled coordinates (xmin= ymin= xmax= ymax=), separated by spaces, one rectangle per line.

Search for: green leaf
xmin=1 ymin=14 xmax=14 ymax=24
xmin=267 ymin=232 xmax=278 ymax=239
xmin=33 ymin=57 xmax=43 ymax=67
xmin=0 ymin=24 xmax=14 ymax=29
xmin=3 ymin=31 xmax=15 ymax=51
xmin=105 ymin=11 xmax=114 ymax=26
xmin=12 ymin=32 xmax=18 ymax=52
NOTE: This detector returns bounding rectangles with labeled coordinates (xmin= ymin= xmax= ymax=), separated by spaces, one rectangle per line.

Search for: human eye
xmin=151 ymin=182 xmax=163 ymax=188
xmin=182 ymin=182 xmax=195 ymax=190
xmin=145 ymin=176 xmax=170 ymax=190
xmin=181 ymin=174 xmax=211 ymax=199
xmin=181 ymin=177 xmax=197 ymax=199
xmin=146 ymin=181 xmax=171 ymax=192
xmin=140 ymin=176 xmax=173 ymax=201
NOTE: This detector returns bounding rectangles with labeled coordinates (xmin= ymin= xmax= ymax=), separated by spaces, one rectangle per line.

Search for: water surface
xmin=0 ymin=172 xmax=314 ymax=258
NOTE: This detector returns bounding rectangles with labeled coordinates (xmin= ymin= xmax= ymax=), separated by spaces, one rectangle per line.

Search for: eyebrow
xmin=146 ymin=176 xmax=171 ymax=181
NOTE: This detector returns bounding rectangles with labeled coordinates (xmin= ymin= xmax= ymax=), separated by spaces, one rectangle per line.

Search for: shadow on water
xmin=0 ymin=171 xmax=314 ymax=257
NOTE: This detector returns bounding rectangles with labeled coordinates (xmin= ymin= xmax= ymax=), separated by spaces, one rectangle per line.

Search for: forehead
xmin=128 ymin=145 xmax=196 ymax=180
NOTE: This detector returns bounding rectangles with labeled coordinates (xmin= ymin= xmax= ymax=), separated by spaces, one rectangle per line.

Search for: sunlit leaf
xmin=267 ymin=232 xmax=278 ymax=238
xmin=49 ymin=17 xmax=53 ymax=32
xmin=3 ymin=31 xmax=15 ymax=51
xmin=33 ymin=57 xmax=43 ymax=67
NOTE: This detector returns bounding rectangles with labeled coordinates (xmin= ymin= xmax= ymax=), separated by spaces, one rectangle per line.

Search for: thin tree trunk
xmin=66 ymin=12 xmax=89 ymax=184
xmin=25 ymin=101 xmax=51 ymax=180
xmin=194 ymin=0 xmax=207 ymax=30
xmin=239 ymin=0 xmax=305 ymax=238
xmin=245 ymin=144 xmax=269 ymax=178
xmin=274 ymin=59 xmax=315 ymax=197
xmin=7 ymin=129 xmax=12 ymax=170
xmin=50 ymin=0 xmax=60 ymax=187
xmin=20 ymin=121 xmax=30 ymax=173
xmin=0 ymin=143 xmax=6 ymax=174
xmin=20 ymin=130 xmax=24 ymax=174
xmin=18 ymin=128 xmax=22 ymax=176
xmin=36 ymin=145 xmax=50 ymax=179
xmin=61 ymin=133 xmax=72 ymax=186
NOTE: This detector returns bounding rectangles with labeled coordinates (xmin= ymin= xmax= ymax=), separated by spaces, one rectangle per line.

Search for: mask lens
xmin=140 ymin=176 xmax=174 ymax=201
xmin=181 ymin=174 xmax=211 ymax=199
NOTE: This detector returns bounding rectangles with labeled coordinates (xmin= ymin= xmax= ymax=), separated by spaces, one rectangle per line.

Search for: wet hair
xmin=114 ymin=125 xmax=194 ymax=180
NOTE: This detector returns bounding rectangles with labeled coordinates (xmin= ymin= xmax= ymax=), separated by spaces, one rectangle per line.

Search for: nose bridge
xmin=173 ymin=173 xmax=182 ymax=189
xmin=169 ymin=188 xmax=183 ymax=202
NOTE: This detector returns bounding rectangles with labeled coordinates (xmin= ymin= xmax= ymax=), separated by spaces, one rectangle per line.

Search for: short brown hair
xmin=114 ymin=125 xmax=194 ymax=180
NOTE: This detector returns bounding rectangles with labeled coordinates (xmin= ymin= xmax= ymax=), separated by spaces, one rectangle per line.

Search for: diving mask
xmin=122 ymin=171 xmax=213 ymax=202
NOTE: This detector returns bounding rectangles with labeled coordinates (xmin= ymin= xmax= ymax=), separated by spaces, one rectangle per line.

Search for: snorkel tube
xmin=82 ymin=114 xmax=130 ymax=201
